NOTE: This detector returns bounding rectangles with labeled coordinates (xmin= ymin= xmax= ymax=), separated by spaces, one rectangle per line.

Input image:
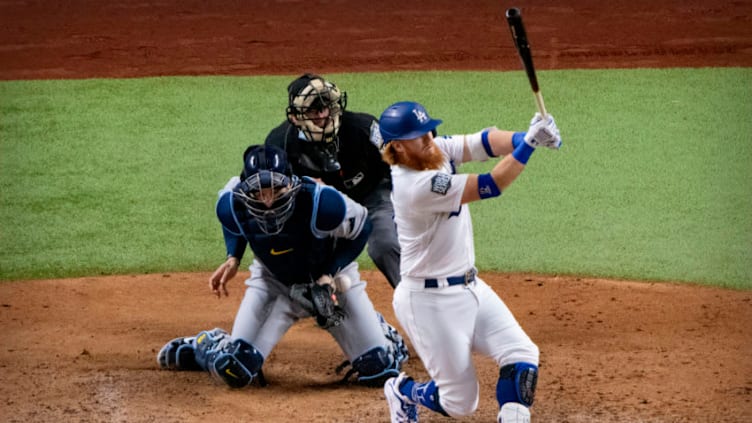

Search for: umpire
xmin=264 ymin=73 xmax=401 ymax=288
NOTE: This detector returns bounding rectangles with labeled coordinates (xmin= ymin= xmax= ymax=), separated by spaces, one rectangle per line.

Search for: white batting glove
xmin=524 ymin=113 xmax=562 ymax=149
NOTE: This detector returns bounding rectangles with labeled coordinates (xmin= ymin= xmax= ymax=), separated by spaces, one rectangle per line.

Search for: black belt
xmin=424 ymin=269 xmax=476 ymax=288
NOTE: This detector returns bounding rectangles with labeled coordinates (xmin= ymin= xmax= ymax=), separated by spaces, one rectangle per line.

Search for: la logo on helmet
xmin=412 ymin=108 xmax=429 ymax=123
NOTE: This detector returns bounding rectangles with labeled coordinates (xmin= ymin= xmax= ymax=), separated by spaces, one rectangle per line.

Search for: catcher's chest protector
xmin=242 ymin=183 xmax=335 ymax=286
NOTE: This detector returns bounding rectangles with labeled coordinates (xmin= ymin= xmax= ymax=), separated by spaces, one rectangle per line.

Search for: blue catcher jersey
xmin=216 ymin=178 xmax=368 ymax=286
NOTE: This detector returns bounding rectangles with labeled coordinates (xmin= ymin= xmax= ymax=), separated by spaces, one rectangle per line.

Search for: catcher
xmin=264 ymin=73 xmax=401 ymax=288
xmin=157 ymin=145 xmax=408 ymax=388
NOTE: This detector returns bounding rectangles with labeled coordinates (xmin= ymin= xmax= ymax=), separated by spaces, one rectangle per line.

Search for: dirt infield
xmin=1 ymin=1 xmax=751 ymax=422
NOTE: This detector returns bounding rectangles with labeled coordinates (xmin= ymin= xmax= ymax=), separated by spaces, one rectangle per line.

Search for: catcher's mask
xmin=379 ymin=101 xmax=442 ymax=146
xmin=286 ymin=73 xmax=347 ymax=144
xmin=235 ymin=145 xmax=301 ymax=235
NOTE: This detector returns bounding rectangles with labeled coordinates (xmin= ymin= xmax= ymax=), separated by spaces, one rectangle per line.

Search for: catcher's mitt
xmin=289 ymin=282 xmax=345 ymax=329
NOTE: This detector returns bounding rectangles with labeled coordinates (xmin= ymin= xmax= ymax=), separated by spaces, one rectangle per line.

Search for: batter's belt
xmin=402 ymin=268 xmax=476 ymax=289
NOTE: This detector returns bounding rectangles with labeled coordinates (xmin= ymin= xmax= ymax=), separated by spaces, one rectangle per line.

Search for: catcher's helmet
xmin=379 ymin=101 xmax=443 ymax=145
xmin=286 ymin=73 xmax=347 ymax=144
xmin=236 ymin=145 xmax=301 ymax=234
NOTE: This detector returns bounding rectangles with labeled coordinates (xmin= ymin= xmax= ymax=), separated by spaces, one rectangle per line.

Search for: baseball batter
xmin=157 ymin=145 xmax=407 ymax=388
xmin=377 ymin=101 xmax=561 ymax=423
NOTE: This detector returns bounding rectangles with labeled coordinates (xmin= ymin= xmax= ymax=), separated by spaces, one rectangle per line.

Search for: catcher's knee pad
xmin=208 ymin=338 xmax=264 ymax=389
xmin=157 ymin=336 xmax=202 ymax=371
xmin=349 ymin=346 xmax=401 ymax=386
xmin=496 ymin=362 xmax=538 ymax=408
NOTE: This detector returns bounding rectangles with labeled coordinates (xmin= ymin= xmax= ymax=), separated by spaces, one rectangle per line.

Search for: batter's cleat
xmin=384 ymin=372 xmax=418 ymax=423
xmin=497 ymin=402 xmax=531 ymax=423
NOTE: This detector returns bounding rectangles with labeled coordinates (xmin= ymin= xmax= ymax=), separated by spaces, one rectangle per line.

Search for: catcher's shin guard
xmin=157 ymin=336 xmax=202 ymax=371
xmin=208 ymin=338 xmax=264 ymax=389
xmin=158 ymin=328 xmax=230 ymax=371
xmin=193 ymin=328 xmax=230 ymax=370
xmin=336 ymin=313 xmax=409 ymax=386
xmin=377 ymin=312 xmax=409 ymax=366
xmin=336 ymin=346 xmax=399 ymax=386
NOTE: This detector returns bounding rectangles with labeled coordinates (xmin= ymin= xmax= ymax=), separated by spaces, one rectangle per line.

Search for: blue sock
xmin=399 ymin=378 xmax=415 ymax=397
xmin=399 ymin=378 xmax=447 ymax=416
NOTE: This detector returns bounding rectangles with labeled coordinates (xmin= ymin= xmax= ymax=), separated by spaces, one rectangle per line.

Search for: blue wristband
xmin=477 ymin=173 xmax=502 ymax=199
xmin=481 ymin=130 xmax=497 ymax=157
xmin=512 ymin=141 xmax=535 ymax=165
xmin=512 ymin=132 xmax=526 ymax=149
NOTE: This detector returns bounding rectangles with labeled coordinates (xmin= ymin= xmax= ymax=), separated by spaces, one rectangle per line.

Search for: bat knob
xmin=505 ymin=7 xmax=521 ymax=19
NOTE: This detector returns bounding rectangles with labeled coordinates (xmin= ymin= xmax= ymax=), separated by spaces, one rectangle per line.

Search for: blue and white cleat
xmin=384 ymin=372 xmax=418 ymax=423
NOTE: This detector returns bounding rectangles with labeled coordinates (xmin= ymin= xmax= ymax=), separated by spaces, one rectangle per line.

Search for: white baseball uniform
xmin=390 ymin=135 xmax=539 ymax=417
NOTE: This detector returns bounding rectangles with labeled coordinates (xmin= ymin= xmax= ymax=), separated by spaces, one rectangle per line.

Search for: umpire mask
xmin=286 ymin=73 xmax=347 ymax=144
xmin=235 ymin=145 xmax=302 ymax=235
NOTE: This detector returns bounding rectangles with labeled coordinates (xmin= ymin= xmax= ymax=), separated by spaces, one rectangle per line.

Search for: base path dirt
xmin=1 ymin=1 xmax=751 ymax=422
xmin=0 ymin=272 xmax=750 ymax=422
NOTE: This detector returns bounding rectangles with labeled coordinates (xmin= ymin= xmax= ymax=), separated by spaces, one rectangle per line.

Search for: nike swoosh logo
xmin=270 ymin=248 xmax=294 ymax=256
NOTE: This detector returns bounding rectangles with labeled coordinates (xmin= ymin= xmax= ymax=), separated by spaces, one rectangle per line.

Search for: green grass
xmin=1 ymin=69 xmax=751 ymax=289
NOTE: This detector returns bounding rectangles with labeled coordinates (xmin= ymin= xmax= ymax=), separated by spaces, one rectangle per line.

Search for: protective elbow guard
xmin=468 ymin=128 xmax=498 ymax=161
xmin=208 ymin=338 xmax=264 ymax=389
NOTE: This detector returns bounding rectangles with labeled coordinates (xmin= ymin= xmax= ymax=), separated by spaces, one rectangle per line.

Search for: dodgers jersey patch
xmin=430 ymin=173 xmax=452 ymax=195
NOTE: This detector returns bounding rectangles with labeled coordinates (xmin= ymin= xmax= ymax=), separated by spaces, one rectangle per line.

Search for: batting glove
xmin=524 ymin=113 xmax=562 ymax=149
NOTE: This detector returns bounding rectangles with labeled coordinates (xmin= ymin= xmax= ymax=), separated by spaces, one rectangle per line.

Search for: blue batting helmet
xmin=379 ymin=101 xmax=443 ymax=145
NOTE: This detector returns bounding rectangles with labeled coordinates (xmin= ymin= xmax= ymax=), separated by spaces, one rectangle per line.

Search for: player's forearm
xmin=485 ymin=129 xmax=517 ymax=157
xmin=490 ymin=155 xmax=526 ymax=189
xmin=222 ymin=226 xmax=247 ymax=262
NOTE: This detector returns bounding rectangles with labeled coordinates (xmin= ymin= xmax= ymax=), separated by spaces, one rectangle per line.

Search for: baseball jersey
xmin=264 ymin=111 xmax=390 ymax=203
xmin=390 ymin=135 xmax=474 ymax=279
xmin=215 ymin=176 xmax=371 ymax=286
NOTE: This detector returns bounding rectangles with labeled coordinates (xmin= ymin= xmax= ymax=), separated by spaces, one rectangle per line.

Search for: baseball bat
xmin=505 ymin=7 xmax=547 ymax=117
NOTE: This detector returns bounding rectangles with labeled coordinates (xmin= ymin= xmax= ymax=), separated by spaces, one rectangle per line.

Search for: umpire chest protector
xmin=265 ymin=111 xmax=390 ymax=203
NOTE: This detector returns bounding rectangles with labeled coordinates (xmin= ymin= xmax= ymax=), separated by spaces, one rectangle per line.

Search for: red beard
xmin=399 ymin=143 xmax=445 ymax=171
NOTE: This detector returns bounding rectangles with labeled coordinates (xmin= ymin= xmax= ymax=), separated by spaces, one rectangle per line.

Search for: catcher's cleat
xmin=384 ymin=372 xmax=419 ymax=423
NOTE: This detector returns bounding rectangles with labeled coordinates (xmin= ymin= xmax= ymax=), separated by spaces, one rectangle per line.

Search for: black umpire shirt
xmin=264 ymin=111 xmax=390 ymax=204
